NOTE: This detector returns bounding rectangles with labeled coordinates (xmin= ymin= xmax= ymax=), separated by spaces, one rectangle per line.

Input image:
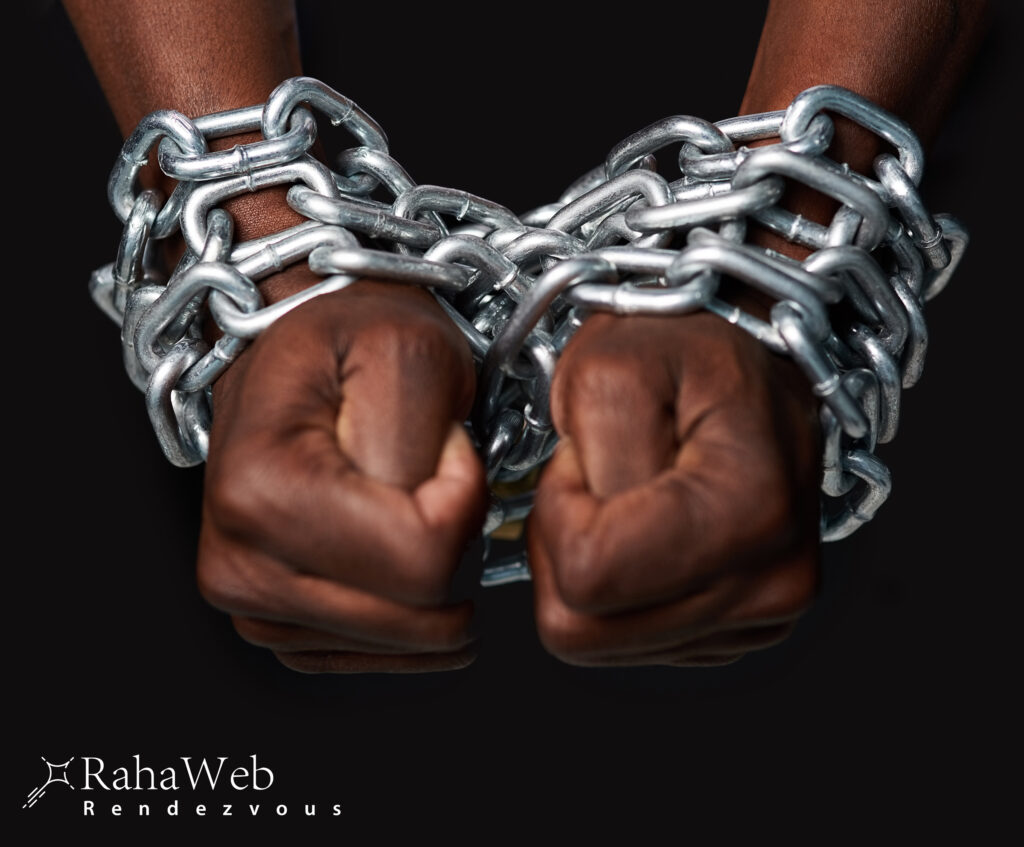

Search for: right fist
xmin=197 ymin=281 xmax=488 ymax=673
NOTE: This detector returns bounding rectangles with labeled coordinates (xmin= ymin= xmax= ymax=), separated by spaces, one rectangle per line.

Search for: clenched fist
xmin=197 ymin=281 xmax=488 ymax=673
xmin=528 ymin=311 xmax=822 ymax=667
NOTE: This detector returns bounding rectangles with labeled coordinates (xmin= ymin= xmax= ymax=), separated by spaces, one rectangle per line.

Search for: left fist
xmin=528 ymin=311 xmax=822 ymax=667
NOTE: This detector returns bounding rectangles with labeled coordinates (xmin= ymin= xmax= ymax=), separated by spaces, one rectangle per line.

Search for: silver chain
xmin=88 ymin=77 xmax=967 ymax=586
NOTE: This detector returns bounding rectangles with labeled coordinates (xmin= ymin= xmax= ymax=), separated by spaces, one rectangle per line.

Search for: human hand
xmin=528 ymin=311 xmax=822 ymax=667
xmin=196 ymin=279 xmax=488 ymax=673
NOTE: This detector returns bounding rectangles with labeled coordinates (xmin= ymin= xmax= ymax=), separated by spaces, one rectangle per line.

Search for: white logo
xmin=24 ymin=757 xmax=75 ymax=809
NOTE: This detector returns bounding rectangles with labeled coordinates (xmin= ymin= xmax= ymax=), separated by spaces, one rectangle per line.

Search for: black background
xmin=14 ymin=0 xmax=1019 ymax=837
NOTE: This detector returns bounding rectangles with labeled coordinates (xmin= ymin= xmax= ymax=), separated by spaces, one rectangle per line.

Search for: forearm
xmin=64 ymin=0 xmax=312 ymax=300
xmin=740 ymin=0 xmax=988 ymax=231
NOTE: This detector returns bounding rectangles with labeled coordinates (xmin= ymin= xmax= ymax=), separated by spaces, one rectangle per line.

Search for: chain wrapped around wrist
xmin=89 ymin=77 xmax=967 ymax=584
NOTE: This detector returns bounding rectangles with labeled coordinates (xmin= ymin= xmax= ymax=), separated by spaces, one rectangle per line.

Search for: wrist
xmin=157 ymin=130 xmax=321 ymax=288
xmin=740 ymin=127 xmax=882 ymax=266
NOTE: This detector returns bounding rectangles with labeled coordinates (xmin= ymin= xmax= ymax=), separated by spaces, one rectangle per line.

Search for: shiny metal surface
xmin=89 ymin=79 xmax=966 ymax=584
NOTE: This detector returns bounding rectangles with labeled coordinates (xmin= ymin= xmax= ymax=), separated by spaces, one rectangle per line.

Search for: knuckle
xmin=682 ymin=318 xmax=771 ymax=401
xmin=558 ymin=349 xmax=649 ymax=417
xmin=355 ymin=314 xmax=474 ymax=410
xmin=360 ymin=312 xmax=464 ymax=374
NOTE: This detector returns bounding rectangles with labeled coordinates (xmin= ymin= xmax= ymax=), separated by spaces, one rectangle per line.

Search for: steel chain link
xmin=88 ymin=78 xmax=967 ymax=586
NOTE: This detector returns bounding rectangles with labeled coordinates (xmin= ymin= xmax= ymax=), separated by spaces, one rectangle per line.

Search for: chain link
xmin=88 ymin=78 xmax=967 ymax=585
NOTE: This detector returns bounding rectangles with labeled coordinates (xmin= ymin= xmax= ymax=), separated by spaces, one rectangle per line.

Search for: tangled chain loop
xmin=89 ymin=77 xmax=967 ymax=586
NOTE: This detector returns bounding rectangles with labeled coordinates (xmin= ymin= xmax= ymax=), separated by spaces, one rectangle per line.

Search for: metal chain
xmin=88 ymin=78 xmax=967 ymax=586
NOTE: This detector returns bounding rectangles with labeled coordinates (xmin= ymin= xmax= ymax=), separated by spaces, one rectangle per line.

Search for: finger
xmin=530 ymin=413 xmax=803 ymax=616
xmin=221 ymin=282 xmax=475 ymax=487
xmin=540 ymin=622 xmax=797 ymax=667
xmin=529 ymin=515 xmax=736 ymax=660
xmin=205 ymin=287 xmax=486 ymax=605
xmin=535 ymin=312 xmax=818 ymax=615
xmin=198 ymin=531 xmax=476 ymax=652
xmin=529 ymin=437 xmax=767 ymax=615
xmin=232 ymin=616 xmax=427 ymax=654
xmin=551 ymin=314 xmax=678 ymax=498
xmin=208 ymin=419 xmax=485 ymax=605
xmin=272 ymin=649 xmax=477 ymax=674
xmin=529 ymin=514 xmax=816 ymax=663
xmin=334 ymin=287 xmax=476 ymax=489
xmin=414 ymin=422 xmax=490 ymax=548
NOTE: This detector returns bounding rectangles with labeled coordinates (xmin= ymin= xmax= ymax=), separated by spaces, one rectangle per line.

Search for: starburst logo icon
xmin=23 ymin=757 xmax=75 ymax=809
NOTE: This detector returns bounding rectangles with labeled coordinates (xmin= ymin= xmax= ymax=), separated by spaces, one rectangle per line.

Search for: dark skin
xmin=527 ymin=0 xmax=989 ymax=667
xmin=65 ymin=0 xmax=988 ymax=672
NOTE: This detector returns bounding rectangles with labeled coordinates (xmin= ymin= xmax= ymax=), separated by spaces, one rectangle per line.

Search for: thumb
xmin=334 ymin=285 xmax=477 ymax=490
